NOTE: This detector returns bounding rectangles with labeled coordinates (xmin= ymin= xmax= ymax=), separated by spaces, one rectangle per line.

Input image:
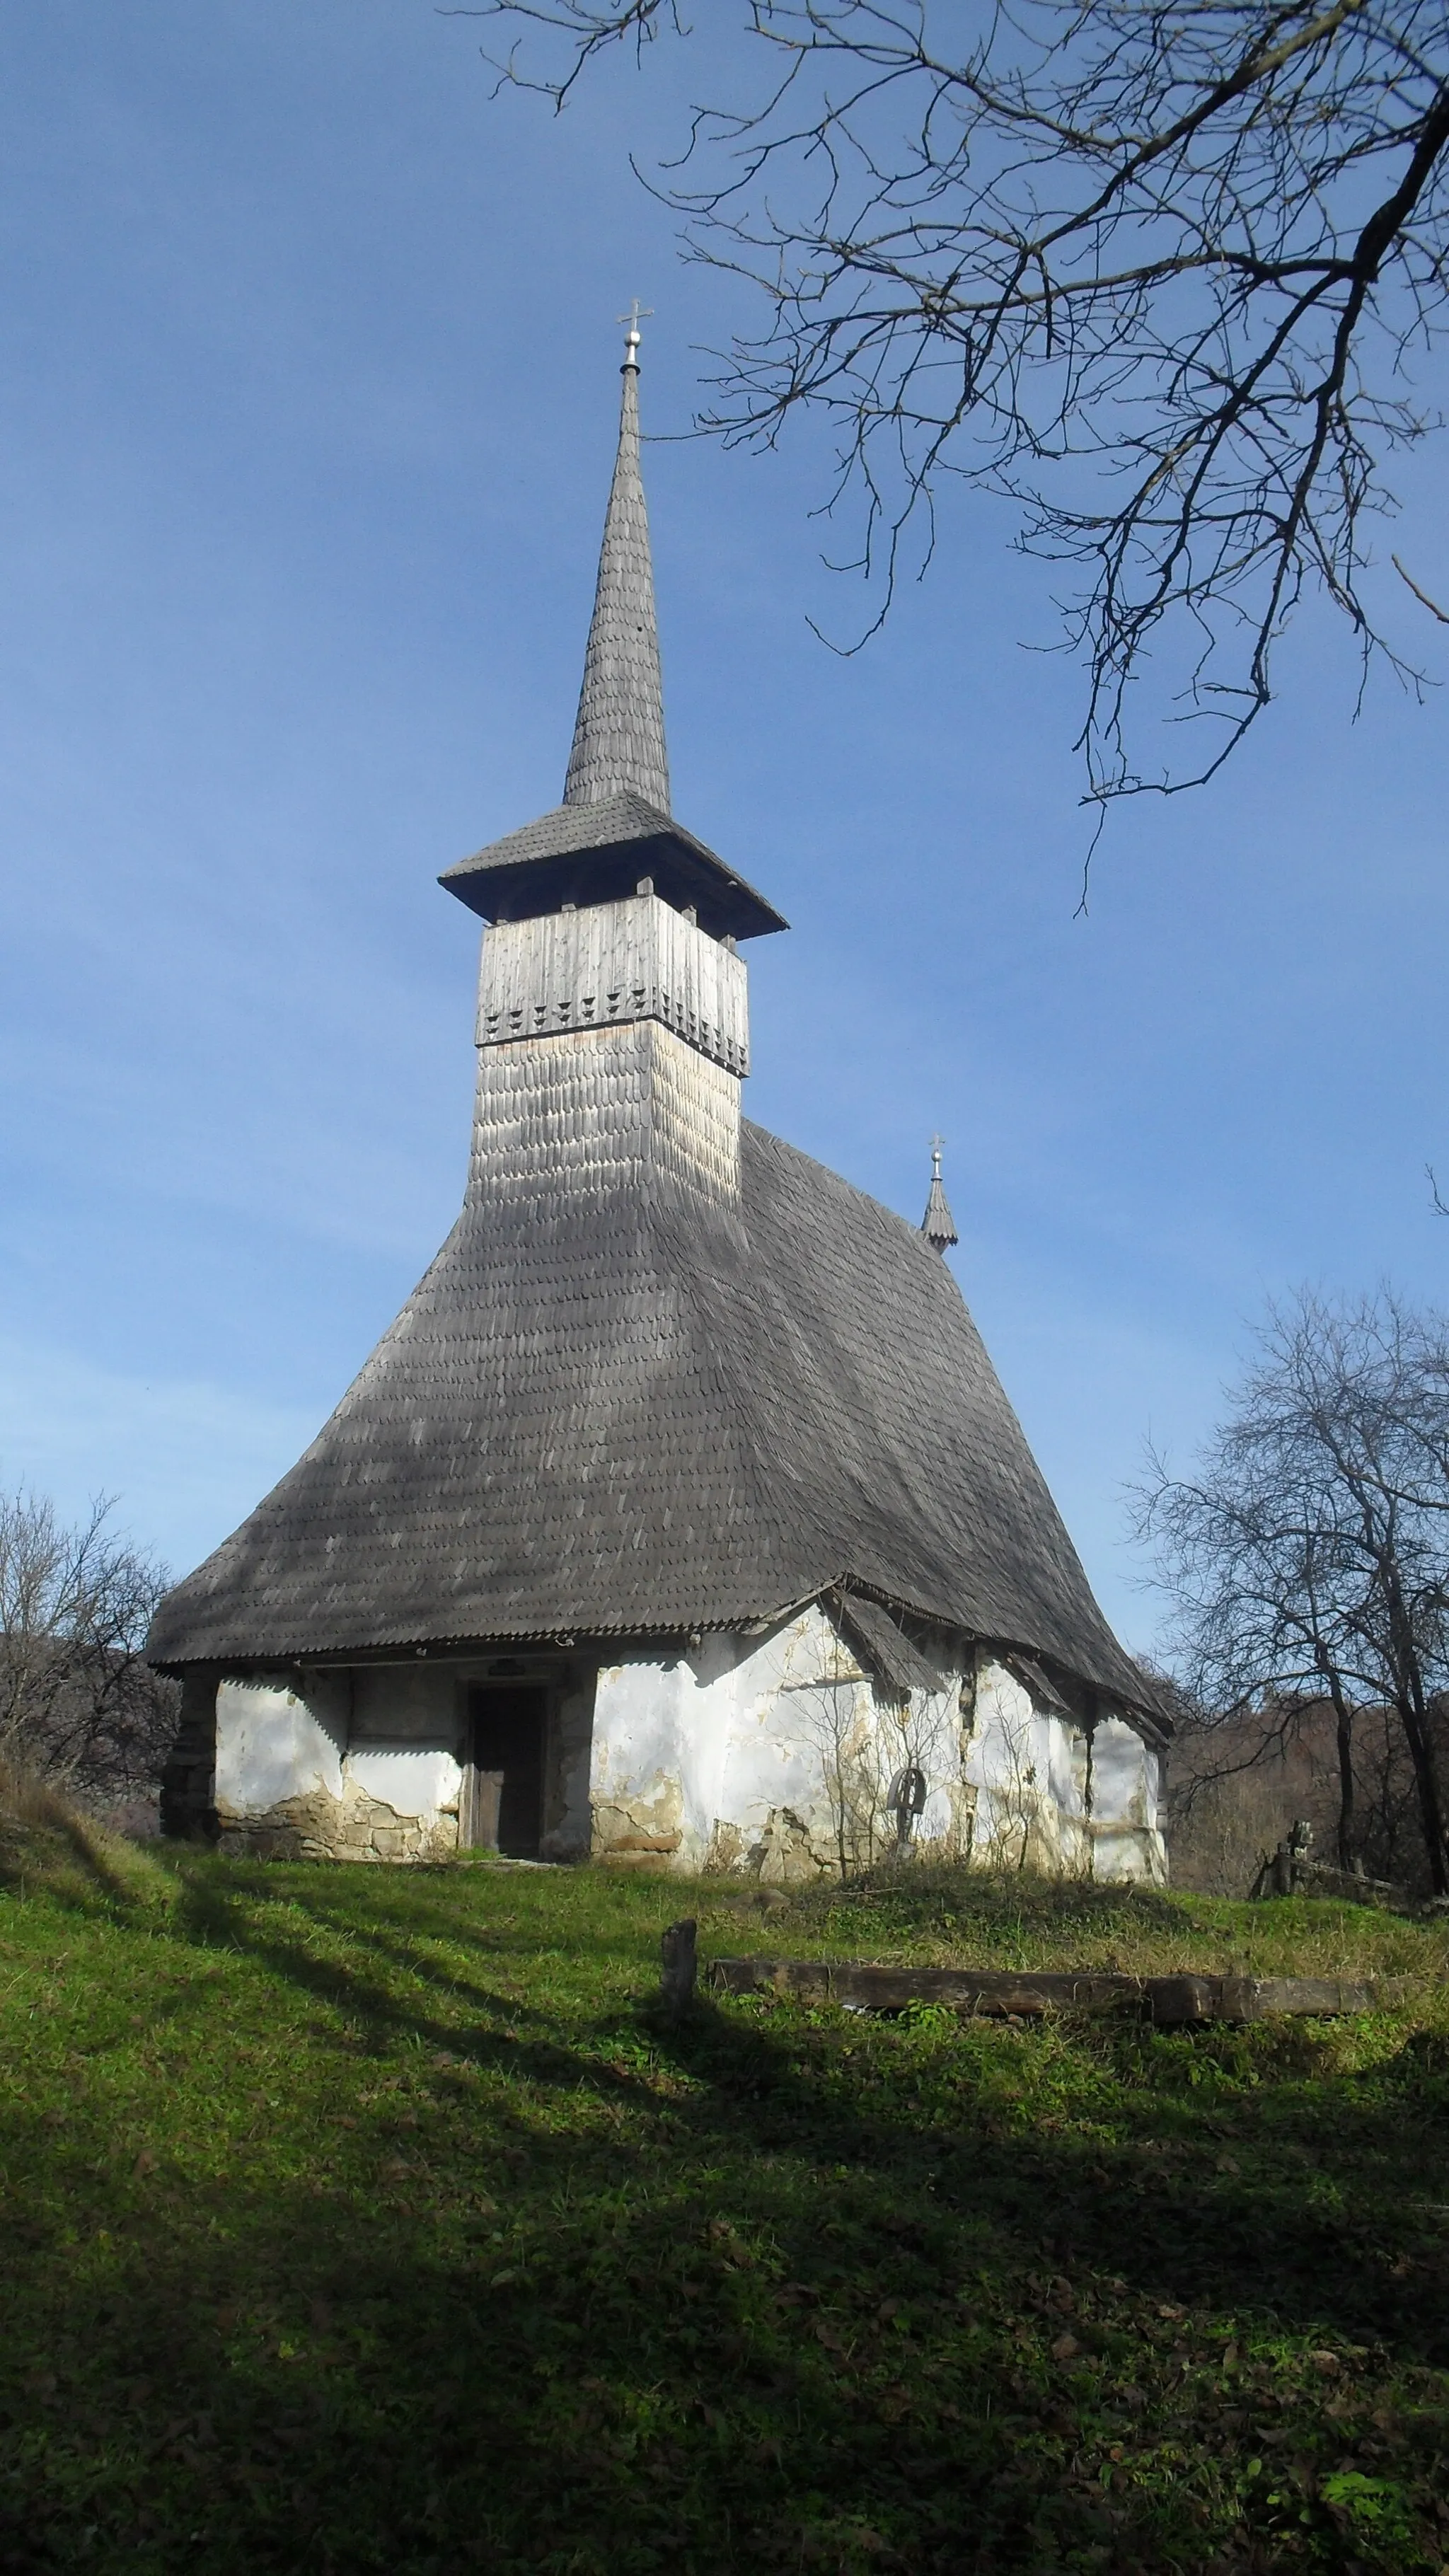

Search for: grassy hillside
xmin=1 ymin=1835 xmax=1447 ymax=2573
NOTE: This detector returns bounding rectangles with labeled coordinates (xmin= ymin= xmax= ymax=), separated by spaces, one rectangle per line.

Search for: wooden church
xmin=151 ymin=323 xmax=1167 ymax=1883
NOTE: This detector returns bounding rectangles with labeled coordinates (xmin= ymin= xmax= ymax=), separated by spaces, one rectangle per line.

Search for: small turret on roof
xmin=922 ymin=1136 xmax=959 ymax=1253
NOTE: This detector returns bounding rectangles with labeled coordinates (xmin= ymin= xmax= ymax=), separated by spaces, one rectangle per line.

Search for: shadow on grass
xmin=4 ymin=1859 xmax=1448 ymax=2573
xmin=136 ymin=1859 xmax=1449 ymax=2363
xmin=650 ymin=1996 xmax=1449 ymax=2359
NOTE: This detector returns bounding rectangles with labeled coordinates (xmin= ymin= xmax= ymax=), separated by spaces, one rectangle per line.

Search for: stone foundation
xmin=217 ymin=1787 xmax=458 ymax=1864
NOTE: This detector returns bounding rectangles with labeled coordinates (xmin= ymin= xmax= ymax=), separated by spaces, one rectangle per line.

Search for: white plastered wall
xmin=214 ymin=1669 xmax=465 ymax=1851
xmin=589 ymin=1605 xmax=967 ymax=1880
xmin=1085 ymin=1711 xmax=1165 ymax=1881
xmin=964 ymin=1658 xmax=1165 ymax=1883
xmin=209 ymin=1624 xmax=1167 ymax=1881
xmin=215 ymin=1676 xmax=346 ymax=1815
xmin=590 ymin=1620 xmax=1166 ymax=1883
xmin=345 ymin=1665 xmax=465 ymax=1832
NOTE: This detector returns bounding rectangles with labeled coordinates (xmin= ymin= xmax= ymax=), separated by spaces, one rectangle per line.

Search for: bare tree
xmin=473 ymin=2 xmax=1449 ymax=814
xmin=1136 ymin=1288 xmax=1449 ymax=1894
xmin=796 ymin=1664 xmax=960 ymax=1877
xmin=797 ymin=1674 xmax=889 ymax=1876
xmin=975 ymin=1694 xmax=1042 ymax=1872
xmin=0 ymin=1489 xmax=175 ymax=1800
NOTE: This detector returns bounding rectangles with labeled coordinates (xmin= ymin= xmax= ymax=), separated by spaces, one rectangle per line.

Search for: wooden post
xmin=660 ymin=1919 xmax=698 ymax=2021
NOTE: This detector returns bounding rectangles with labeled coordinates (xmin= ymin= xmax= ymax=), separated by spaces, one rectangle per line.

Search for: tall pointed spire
xmin=922 ymin=1137 xmax=959 ymax=1254
xmin=442 ymin=308 xmax=785 ymax=942
xmin=563 ymin=309 xmax=671 ymax=813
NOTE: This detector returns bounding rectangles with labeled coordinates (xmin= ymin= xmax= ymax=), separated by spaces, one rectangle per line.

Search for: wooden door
xmin=466 ymin=1686 xmax=546 ymax=1857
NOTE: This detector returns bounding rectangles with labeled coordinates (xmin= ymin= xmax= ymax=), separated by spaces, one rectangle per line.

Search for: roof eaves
xmin=834 ymin=1589 xmax=950 ymax=1699
xmin=148 ymin=1603 xmax=804 ymax=1677
xmin=437 ymin=797 xmax=789 ymax=940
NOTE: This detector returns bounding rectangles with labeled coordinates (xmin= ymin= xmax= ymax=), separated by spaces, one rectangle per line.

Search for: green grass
xmin=738 ymin=1862 xmax=1449 ymax=1980
xmin=1 ymin=1838 xmax=1448 ymax=2575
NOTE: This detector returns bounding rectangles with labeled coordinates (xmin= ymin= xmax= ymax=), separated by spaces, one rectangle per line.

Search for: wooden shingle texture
xmin=149 ymin=1121 xmax=1150 ymax=1712
xmin=563 ymin=357 xmax=669 ymax=812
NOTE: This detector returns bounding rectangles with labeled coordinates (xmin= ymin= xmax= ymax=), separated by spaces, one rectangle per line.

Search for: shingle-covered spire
xmin=922 ymin=1138 xmax=959 ymax=1254
xmin=563 ymin=316 xmax=671 ymax=812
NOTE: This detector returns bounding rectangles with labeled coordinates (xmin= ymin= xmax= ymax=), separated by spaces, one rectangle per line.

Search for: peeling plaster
xmin=213 ymin=1675 xmax=463 ymax=1863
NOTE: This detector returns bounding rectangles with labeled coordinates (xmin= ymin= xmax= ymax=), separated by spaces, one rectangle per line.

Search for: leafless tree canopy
xmin=1135 ymin=1288 xmax=1449 ymax=1892
xmin=476 ymin=1 xmax=1449 ymax=807
xmin=0 ymin=1489 xmax=176 ymax=1799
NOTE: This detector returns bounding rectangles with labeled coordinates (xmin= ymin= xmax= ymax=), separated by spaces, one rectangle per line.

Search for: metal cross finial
xmin=617 ymin=299 xmax=652 ymax=369
xmin=930 ymin=1133 xmax=945 ymax=1179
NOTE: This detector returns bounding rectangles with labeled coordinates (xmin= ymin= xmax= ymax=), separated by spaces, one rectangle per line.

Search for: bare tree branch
xmin=473 ymin=1 xmax=1449 ymax=807
xmin=1133 ymin=1287 xmax=1449 ymax=1891
xmin=0 ymin=1487 xmax=175 ymax=1798
xmin=1395 ymin=551 xmax=1449 ymax=618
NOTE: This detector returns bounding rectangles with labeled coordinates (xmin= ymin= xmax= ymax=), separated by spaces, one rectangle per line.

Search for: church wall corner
xmin=964 ymin=1657 xmax=1168 ymax=1883
xmin=587 ymin=1607 xmax=978 ymax=1882
xmin=158 ymin=1665 xmax=222 ymax=1842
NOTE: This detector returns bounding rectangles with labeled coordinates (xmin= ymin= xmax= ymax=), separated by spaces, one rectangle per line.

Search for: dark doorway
xmin=466 ymin=1686 xmax=546 ymax=1858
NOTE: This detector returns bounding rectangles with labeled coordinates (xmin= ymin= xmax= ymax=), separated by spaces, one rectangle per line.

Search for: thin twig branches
xmin=471 ymin=1 xmax=1449 ymax=807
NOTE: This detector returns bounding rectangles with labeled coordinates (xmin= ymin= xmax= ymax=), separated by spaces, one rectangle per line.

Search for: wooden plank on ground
xmin=1238 ymin=1977 xmax=1378 ymax=2018
xmin=833 ymin=1966 xmax=1140 ymax=2016
xmin=705 ymin=1959 xmax=1392 ymax=2023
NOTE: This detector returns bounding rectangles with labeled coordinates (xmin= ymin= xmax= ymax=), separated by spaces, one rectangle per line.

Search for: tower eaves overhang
xmin=439 ymin=790 xmax=787 ymax=943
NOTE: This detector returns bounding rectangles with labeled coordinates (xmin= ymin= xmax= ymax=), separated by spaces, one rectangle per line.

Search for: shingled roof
xmin=438 ymin=790 xmax=787 ymax=943
xmin=148 ymin=1121 xmax=1153 ymax=1716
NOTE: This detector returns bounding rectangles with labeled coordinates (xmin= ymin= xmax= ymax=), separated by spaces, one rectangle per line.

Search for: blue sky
xmin=2 ymin=1 xmax=1447 ymax=1655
